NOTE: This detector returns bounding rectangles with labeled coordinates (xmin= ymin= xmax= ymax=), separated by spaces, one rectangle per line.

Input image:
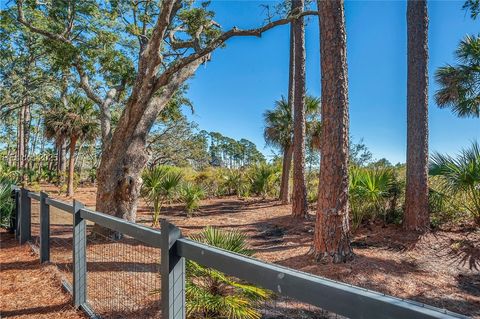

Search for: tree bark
xmin=23 ymin=105 xmax=31 ymax=170
xmin=280 ymin=144 xmax=294 ymax=204
xmin=280 ymin=20 xmax=296 ymax=205
xmin=313 ymin=0 xmax=353 ymax=263
xmin=95 ymin=58 xmax=203 ymax=230
xmin=67 ymin=136 xmax=77 ymax=197
xmin=16 ymin=105 xmax=24 ymax=170
xmin=291 ymin=0 xmax=308 ymax=218
xmin=404 ymin=0 xmax=429 ymax=231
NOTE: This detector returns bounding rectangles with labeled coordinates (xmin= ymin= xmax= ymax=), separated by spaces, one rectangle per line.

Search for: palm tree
xmin=429 ymin=141 xmax=480 ymax=225
xmin=44 ymin=95 xmax=98 ymax=196
xmin=44 ymin=103 xmax=68 ymax=184
xmin=263 ymin=96 xmax=320 ymax=204
xmin=404 ymin=0 xmax=430 ymax=231
xmin=141 ymin=166 xmax=183 ymax=227
xmin=186 ymin=227 xmax=270 ymax=319
xmin=314 ymin=0 xmax=353 ymax=263
xmin=435 ymin=34 xmax=480 ymax=118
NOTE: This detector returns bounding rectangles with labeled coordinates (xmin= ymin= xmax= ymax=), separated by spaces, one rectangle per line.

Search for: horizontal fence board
xmin=27 ymin=192 xmax=41 ymax=201
xmin=45 ymin=198 xmax=73 ymax=213
xmin=79 ymin=208 xmax=162 ymax=247
xmin=176 ymin=238 xmax=466 ymax=319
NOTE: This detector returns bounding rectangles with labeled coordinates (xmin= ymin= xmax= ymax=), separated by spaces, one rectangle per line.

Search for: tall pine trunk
xmin=280 ymin=144 xmax=294 ymax=204
xmin=16 ymin=105 xmax=25 ymax=170
xmin=67 ymin=136 xmax=77 ymax=197
xmin=313 ymin=0 xmax=353 ymax=263
xmin=404 ymin=0 xmax=429 ymax=231
xmin=291 ymin=0 xmax=308 ymax=218
xmin=280 ymin=21 xmax=296 ymax=204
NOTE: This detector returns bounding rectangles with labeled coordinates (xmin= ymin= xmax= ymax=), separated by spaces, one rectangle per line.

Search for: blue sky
xmin=185 ymin=0 xmax=479 ymax=164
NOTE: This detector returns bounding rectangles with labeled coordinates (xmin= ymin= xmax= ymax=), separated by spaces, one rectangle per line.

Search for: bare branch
xmin=158 ymin=10 xmax=319 ymax=87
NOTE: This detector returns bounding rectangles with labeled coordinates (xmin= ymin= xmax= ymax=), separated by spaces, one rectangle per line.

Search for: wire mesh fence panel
xmin=185 ymin=260 xmax=346 ymax=319
xmin=49 ymin=205 xmax=74 ymax=286
xmin=86 ymin=226 xmax=162 ymax=319
xmin=30 ymin=199 xmax=40 ymax=248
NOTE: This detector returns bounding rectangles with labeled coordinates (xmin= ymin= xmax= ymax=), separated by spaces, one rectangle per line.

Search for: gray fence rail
xmin=7 ymin=187 xmax=469 ymax=319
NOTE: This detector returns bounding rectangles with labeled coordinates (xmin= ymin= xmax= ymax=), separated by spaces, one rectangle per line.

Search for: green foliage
xmin=141 ymin=166 xmax=183 ymax=226
xmin=429 ymin=141 xmax=480 ymax=224
xmin=248 ymin=164 xmax=280 ymax=198
xmin=349 ymin=137 xmax=373 ymax=167
xmin=187 ymin=227 xmax=269 ymax=319
xmin=0 ymin=164 xmax=18 ymax=228
xmin=194 ymin=167 xmax=224 ymax=197
xmin=435 ymin=34 xmax=480 ymax=118
xmin=44 ymin=95 xmax=99 ymax=144
xmin=0 ymin=180 xmax=14 ymax=228
xmin=149 ymin=114 xmax=209 ymax=169
xmin=180 ymin=182 xmax=205 ymax=216
xmin=208 ymin=132 xmax=265 ymax=168
xmin=306 ymin=171 xmax=319 ymax=204
xmin=221 ymin=169 xmax=250 ymax=197
xmin=463 ymin=0 xmax=480 ymax=19
xmin=349 ymin=167 xmax=401 ymax=230
xmin=263 ymin=95 xmax=321 ymax=152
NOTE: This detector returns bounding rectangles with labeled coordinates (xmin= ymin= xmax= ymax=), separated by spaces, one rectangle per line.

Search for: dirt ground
xmin=9 ymin=184 xmax=480 ymax=318
xmin=0 ymin=229 xmax=85 ymax=319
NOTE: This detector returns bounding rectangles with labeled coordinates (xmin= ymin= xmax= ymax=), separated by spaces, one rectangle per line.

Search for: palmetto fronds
xmin=44 ymin=95 xmax=98 ymax=144
xmin=263 ymin=95 xmax=321 ymax=151
xmin=429 ymin=141 xmax=480 ymax=223
xmin=141 ymin=166 xmax=183 ymax=226
xmin=349 ymin=167 xmax=399 ymax=229
xmin=180 ymin=182 xmax=205 ymax=215
xmin=187 ymin=227 xmax=269 ymax=319
xmin=434 ymin=34 xmax=480 ymax=118
xmin=0 ymin=177 xmax=15 ymax=228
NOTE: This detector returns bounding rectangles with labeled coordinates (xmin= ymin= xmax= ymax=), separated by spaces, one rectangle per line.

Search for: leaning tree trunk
xmin=94 ymin=56 xmax=203 ymax=234
xmin=280 ymin=21 xmax=296 ymax=204
xmin=313 ymin=0 xmax=353 ymax=263
xmin=291 ymin=0 xmax=308 ymax=218
xmin=404 ymin=0 xmax=429 ymax=231
xmin=67 ymin=136 xmax=78 ymax=197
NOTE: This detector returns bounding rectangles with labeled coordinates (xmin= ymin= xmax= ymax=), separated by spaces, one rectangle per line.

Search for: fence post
xmin=72 ymin=200 xmax=87 ymax=308
xmin=161 ymin=220 xmax=185 ymax=319
xmin=39 ymin=192 xmax=50 ymax=263
xmin=18 ymin=188 xmax=31 ymax=244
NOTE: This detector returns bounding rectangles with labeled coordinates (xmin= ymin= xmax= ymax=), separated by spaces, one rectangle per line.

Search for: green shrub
xmin=221 ymin=169 xmax=251 ymax=198
xmin=349 ymin=167 xmax=400 ymax=230
xmin=429 ymin=141 xmax=480 ymax=225
xmin=306 ymin=171 xmax=319 ymax=204
xmin=186 ymin=227 xmax=270 ymax=319
xmin=180 ymin=183 xmax=205 ymax=216
xmin=0 ymin=179 xmax=14 ymax=228
xmin=141 ymin=166 xmax=183 ymax=227
xmin=248 ymin=164 xmax=279 ymax=198
xmin=194 ymin=167 xmax=223 ymax=197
